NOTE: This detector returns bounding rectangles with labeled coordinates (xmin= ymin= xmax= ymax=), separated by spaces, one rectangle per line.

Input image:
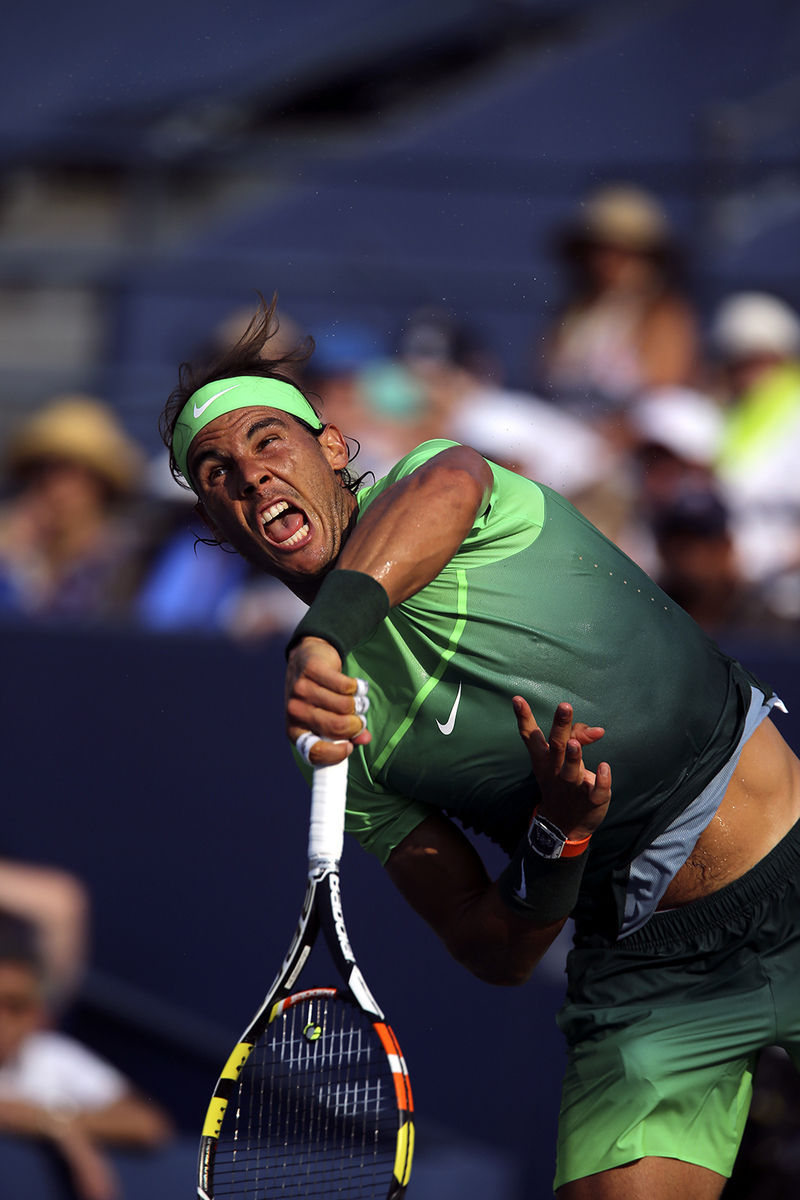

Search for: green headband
xmin=172 ymin=376 xmax=324 ymax=488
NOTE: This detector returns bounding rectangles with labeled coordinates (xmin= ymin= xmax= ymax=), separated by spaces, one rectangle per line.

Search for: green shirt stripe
xmin=372 ymin=568 xmax=469 ymax=772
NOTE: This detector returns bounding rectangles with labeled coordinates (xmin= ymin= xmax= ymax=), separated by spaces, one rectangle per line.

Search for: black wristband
xmin=287 ymin=570 xmax=390 ymax=660
xmin=497 ymin=835 xmax=588 ymax=925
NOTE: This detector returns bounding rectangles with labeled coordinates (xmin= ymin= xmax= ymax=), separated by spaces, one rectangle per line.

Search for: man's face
xmin=0 ymin=961 xmax=44 ymax=1065
xmin=188 ymin=406 xmax=356 ymax=596
xmin=21 ymin=459 xmax=109 ymax=534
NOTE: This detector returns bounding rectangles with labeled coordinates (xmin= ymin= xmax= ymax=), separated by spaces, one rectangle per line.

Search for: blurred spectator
xmin=304 ymin=321 xmax=425 ymax=481
xmin=399 ymin=305 xmax=502 ymax=386
xmin=650 ymin=488 xmax=784 ymax=634
xmin=540 ymin=183 xmax=701 ymax=428
xmin=0 ymin=863 xmax=88 ymax=1014
xmin=711 ymin=292 xmax=800 ymax=612
xmin=0 ymin=924 xmax=173 ymax=1200
xmin=397 ymin=307 xmax=621 ymax=519
xmin=628 ymin=387 xmax=724 ymax=502
xmin=620 ymin=386 xmax=725 ymax=574
xmin=618 ymin=384 xmax=795 ymax=634
xmin=0 ymin=396 xmax=146 ymax=623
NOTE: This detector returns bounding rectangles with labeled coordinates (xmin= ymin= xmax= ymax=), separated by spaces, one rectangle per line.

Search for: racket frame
xmin=197 ymin=759 xmax=413 ymax=1199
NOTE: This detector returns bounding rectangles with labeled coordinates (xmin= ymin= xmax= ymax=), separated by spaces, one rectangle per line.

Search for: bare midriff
xmin=658 ymin=718 xmax=800 ymax=909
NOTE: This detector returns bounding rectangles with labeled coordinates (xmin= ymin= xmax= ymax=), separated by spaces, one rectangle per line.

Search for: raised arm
xmin=285 ymin=445 xmax=493 ymax=762
xmin=334 ymin=444 xmax=493 ymax=604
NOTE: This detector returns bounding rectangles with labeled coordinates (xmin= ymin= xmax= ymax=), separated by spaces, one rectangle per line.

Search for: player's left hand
xmin=285 ymin=636 xmax=371 ymax=766
xmin=513 ymin=697 xmax=611 ymax=841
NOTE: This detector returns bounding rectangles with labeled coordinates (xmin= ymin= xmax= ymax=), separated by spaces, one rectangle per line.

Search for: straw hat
xmin=4 ymin=394 xmax=143 ymax=495
xmin=557 ymin=184 xmax=673 ymax=256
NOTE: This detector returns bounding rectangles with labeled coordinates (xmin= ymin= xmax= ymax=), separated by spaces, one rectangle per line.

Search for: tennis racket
xmin=197 ymin=756 xmax=414 ymax=1199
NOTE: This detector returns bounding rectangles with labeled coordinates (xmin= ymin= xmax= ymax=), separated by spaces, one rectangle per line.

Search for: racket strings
xmin=211 ymin=992 xmax=399 ymax=1198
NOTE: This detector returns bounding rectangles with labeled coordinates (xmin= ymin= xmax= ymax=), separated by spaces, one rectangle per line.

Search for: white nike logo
xmin=193 ymin=384 xmax=240 ymax=419
xmin=436 ymin=683 xmax=462 ymax=736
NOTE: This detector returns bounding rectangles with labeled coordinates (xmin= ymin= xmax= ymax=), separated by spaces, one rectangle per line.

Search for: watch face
xmin=528 ymin=818 xmax=564 ymax=859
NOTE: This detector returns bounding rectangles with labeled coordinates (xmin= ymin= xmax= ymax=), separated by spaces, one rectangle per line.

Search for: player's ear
xmin=318 ymin=423 xmax=350 ymax=472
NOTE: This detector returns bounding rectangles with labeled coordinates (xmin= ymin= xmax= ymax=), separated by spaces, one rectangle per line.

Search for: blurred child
xmin=0 ymin=924 xmax=172 ymax=1200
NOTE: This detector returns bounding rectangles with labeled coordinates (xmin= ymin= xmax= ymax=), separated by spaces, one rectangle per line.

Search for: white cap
xmin=630 ymin=387 xmax=724 ymax=464
xmin=711 ymin=292 xmax=800 ymax=360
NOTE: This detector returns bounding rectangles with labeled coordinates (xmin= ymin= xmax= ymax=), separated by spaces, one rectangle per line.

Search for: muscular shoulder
xmin=358 ymin=441 xmax=490 ymax=507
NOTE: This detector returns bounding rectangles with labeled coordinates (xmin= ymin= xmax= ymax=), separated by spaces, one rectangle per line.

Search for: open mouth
xmin=260 ymin=499 xmax=310 ymax=549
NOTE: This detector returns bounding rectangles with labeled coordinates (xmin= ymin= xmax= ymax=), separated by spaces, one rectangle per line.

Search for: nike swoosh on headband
xmin=174 ymin=376 xmax=324 ymax=490
xmin=193 ymin=384 xmax=240 ymax=419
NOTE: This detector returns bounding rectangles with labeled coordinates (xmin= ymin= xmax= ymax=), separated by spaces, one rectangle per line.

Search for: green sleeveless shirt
xmin=299 ymin=440 xmax=766 ymax=938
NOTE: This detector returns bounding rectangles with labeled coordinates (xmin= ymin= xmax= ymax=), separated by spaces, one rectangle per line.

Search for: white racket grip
xmin=308 ymin=757 xmax=349 ymax=867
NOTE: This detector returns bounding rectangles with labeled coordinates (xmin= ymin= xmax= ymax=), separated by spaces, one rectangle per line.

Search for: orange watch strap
xmin=531 ymin=807 xmax=592 ymax=857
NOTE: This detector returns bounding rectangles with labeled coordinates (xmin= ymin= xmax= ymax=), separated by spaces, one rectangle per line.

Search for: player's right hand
xmin=286 ymin=636 xmax=371 ymax=766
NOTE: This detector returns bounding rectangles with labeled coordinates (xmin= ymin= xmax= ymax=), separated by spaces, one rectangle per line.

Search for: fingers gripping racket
xmin=197 ymin=758 xmax=414 ymax=1199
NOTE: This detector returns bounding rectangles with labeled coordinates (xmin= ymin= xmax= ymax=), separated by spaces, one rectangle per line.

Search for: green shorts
xmin=554 ymin=817 xmax=800 ymax=1191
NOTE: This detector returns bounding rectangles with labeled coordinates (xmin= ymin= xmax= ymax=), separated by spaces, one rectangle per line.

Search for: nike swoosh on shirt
xmin=193 ymin=384 xmax=240 ymax=419
xmin=436 ymin=683 xmax=462 ymax=736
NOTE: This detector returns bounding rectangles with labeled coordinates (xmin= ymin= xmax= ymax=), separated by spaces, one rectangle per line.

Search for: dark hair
xmin=0 ymin=913 xmax=43 ymax=976
xmin=651 ymin=489 xmax=730 ymax=542
xmin=159 ymin=293 xmax=367 ymax=494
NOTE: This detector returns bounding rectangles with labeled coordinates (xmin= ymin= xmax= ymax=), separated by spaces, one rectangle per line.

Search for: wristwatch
xmin=527 ymin=808 xmax=592 ymax=859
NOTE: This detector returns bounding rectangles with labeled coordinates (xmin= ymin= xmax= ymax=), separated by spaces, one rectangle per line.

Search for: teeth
xmin=282 ymin=523 xmax=310 ymax=548
xmin=261 ymin=500 xmax=289 ymax=525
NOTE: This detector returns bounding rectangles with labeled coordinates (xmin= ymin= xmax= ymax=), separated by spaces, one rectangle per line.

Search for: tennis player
xmin=162 ymin=298 xmax=800 ymax=1199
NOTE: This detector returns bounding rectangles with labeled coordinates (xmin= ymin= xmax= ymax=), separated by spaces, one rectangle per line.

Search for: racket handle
xmin=308 ymin=757 xmax=349 ymax=867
